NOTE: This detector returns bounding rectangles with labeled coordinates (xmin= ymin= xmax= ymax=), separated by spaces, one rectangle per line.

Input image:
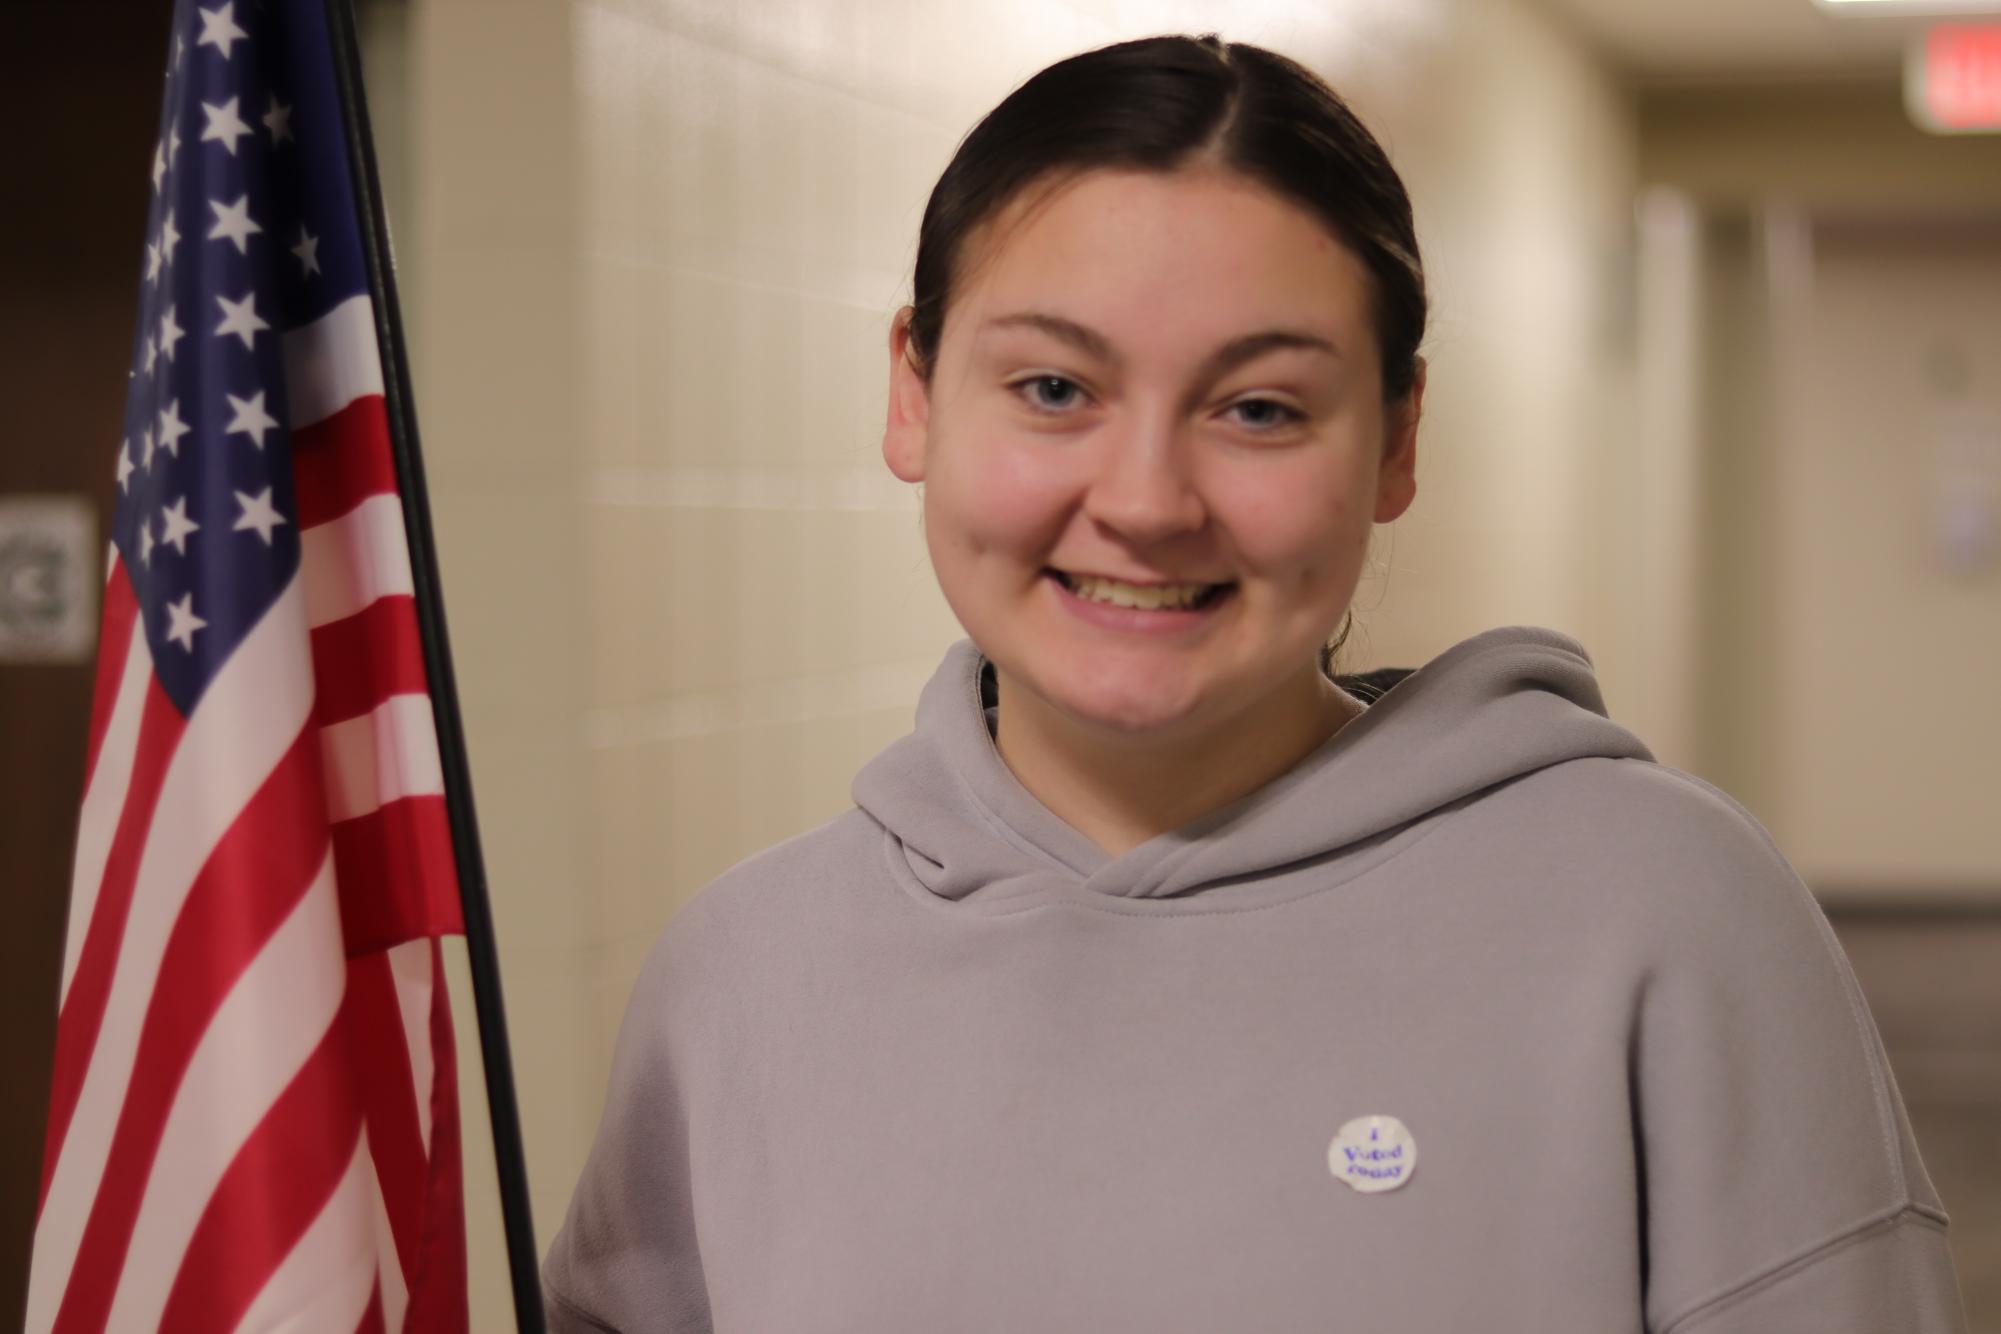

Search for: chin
xmin=1039 ymin=670 xmax=1217 ymax=739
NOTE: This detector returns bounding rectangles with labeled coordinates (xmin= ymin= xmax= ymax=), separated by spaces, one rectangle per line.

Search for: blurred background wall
xmin=5 ymin=0 xmax=1998 ymax=1327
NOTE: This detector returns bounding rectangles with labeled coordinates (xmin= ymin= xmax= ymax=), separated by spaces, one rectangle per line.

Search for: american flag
xmin=28 ymin=2 xmax=470 ymax=1330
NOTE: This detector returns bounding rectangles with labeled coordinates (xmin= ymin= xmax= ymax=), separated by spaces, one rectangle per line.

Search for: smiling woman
xmin=881 ymin=164 xmax=1414 ymax=853
xmin=541 ymin=33 xmax=1970 ymax=1333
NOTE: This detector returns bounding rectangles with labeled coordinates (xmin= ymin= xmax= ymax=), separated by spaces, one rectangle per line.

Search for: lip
xmin=1043 ymin=569 xmax=1235 ymax=635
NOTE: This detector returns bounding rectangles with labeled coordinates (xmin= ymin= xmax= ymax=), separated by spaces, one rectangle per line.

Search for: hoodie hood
xmin=852 ymin=625 xmax=1653 ymax=906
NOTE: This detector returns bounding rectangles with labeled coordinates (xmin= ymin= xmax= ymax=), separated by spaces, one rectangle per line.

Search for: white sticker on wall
xmin=0 ymin=495 xmax=98 ymax=663
xmin=1328 ymin=1114 xmax=1417 ymax=1194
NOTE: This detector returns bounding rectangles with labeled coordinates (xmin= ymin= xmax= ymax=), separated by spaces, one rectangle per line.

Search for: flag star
xmin=142 ymin=334 xmax=157 ymax=376
xmin=262 ymin=94 xmax=293 ymax=145
xmin=140 ymin=425 xmax=156 ymax=470
xmin=214 ymin=291 xmax=269 ymax=351
xmin=144 ymin=237 xmax=162 ymax=283
xmin=224 ymin=389 xmax=280 ymax=447
xmin=174 ymin=32 xmax=186 ymax=69
xmin=158 ymin=304 xmax=185 ymax=361
xmin=167 ymin=119 xmax=183 ymax=161
xmin=151 ymin=140 xmax=167 ymax=192
xmin=164 ymin=592 xmax=207 ymax=652
xmin=117 ymin=440 xmax=135 ymax=491
xmin=200 ymin=96 xmax=254 ymax=156
xmin=137 ymin=517 xmax=155 ymax=565
xmin=156 ymin=400 xmax=192 ymax=458
xmin=195 ymin=3 xmax=248 ymax=60
xmin=159 ymin=208 xmax=182 ymax=267
xmin=290 ymin=225 xmax=321 ymax=278
xmin=159 ymin=496 xmax=201 ymax=555
xmin=232 ymin=487 xmax=287 ymax=544
xmin=207 ymin=194 xmax=262 ymax=254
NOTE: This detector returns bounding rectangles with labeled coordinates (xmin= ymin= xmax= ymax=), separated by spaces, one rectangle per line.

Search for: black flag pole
xmin=320 ymin=1 xmax=546 ymax=1328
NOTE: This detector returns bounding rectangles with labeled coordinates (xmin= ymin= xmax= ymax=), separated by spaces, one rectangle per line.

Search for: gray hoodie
xmin=543 ymin=626 xmax=1967 ymax=1332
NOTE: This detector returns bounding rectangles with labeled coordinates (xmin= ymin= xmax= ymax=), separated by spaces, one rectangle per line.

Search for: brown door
xmin=0 ymin=3 xmax=174 ymax=1325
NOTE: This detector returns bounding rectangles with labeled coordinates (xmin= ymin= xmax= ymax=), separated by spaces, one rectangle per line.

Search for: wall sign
xmin=0 ymin=495 xmax=98 ymax=664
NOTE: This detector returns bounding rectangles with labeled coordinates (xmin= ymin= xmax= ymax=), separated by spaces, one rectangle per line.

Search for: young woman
xmin=543 ymin=35 xmax=1968 ymax=1331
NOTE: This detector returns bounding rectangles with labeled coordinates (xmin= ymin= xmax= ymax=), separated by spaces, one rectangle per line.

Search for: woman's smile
xmin=1044 ymin=567 xmax=1239 ymax=635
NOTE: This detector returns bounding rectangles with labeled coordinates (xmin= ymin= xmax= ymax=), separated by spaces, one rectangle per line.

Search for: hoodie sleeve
xmin=1630 ymin=769 xmax=1968 ymax=1334
xmin=542 ymin=918 xmax=715 ymax=1333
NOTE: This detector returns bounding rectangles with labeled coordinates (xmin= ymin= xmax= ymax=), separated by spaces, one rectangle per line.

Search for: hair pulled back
xmin=905 ymin=33 xmax=1427 ymax=403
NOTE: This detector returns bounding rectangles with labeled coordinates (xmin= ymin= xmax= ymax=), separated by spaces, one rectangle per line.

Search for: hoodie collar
xmin=852 ymin=626 xmax=1653 ymax=906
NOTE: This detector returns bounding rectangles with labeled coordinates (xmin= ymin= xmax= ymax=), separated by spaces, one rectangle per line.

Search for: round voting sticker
xmin=1328 ymin=1114 xmax=1416 ymax=1194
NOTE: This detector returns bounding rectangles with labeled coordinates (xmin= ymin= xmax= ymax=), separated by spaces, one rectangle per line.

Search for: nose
xmin=1080 ymin=416 xmax=1208 ymax=546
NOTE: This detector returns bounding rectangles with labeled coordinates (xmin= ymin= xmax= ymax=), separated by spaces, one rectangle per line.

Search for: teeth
xmin=1065 ymin=574 xmax=1217 ymax=610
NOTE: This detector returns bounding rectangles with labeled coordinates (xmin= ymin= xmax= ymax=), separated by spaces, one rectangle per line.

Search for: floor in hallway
xmin=1830 ymin=913 xmax=2001 ymax=1331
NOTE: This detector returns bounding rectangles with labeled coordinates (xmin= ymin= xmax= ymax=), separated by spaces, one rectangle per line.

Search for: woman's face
xmin=883 ymin=166 xmax=1421 ymax=744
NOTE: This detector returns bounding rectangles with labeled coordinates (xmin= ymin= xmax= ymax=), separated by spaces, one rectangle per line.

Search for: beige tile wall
xmin=399 ymin=0 xmax=1645 ymax=1316
xmin=401 ymin=2 xmax=592 ymax=1326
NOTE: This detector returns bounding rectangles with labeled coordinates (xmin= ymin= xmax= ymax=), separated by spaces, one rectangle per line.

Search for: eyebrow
xmin=981 ymin=311 xmax=1338 ymax=379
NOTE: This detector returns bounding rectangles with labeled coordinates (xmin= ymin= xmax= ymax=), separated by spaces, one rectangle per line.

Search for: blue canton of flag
xmin=119 ymin=0 xmax=363 ymax=706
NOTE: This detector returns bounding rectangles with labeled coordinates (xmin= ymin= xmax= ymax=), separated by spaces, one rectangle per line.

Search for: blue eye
xmin=1015 ymin=375 xmax=1085 ymax=413
xmin=1227 ymin=398 xmax=1304 ymax=430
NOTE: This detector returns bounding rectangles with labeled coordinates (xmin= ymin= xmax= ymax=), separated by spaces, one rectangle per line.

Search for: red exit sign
xmin=1907 ymin=23 xmax=2001 ymax=133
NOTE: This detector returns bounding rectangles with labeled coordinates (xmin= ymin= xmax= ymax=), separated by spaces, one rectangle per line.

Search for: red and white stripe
xmin=29 ymin=295 xmax=466 ymax=1334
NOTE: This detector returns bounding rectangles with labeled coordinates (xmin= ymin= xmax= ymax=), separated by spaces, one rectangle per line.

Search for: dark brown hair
xmin=905 ymin=33 xmax=1427 ymax=403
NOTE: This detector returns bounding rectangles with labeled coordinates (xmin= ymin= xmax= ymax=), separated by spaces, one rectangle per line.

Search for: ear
xmin=883 ymin=305 xmax=931 ymax=484
xmin=1373 ymin=355 xmax=1423 ymax=524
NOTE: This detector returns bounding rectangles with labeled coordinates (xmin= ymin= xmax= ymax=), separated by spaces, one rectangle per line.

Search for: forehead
xmin=949 ymin=166 xmax=1373 ymax=340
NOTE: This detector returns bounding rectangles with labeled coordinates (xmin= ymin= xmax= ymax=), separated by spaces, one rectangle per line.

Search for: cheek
xmin=926 ymin=437 xmax=1076 ymax=558
xmin=1215 ymin=472 xmax=1370 ymax=582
